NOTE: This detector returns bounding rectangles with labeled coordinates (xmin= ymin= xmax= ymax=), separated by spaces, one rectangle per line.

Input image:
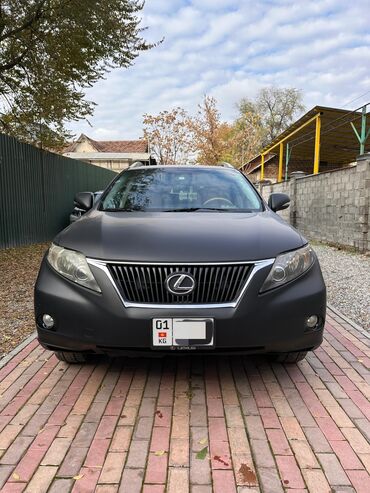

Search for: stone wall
xmin=261 ymin=180 xmax=291 ymax=222
xmin=261 ymin=155 xmax=370 ymax=253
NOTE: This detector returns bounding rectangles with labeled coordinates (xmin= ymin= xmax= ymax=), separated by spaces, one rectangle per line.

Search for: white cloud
xmin=68 ymin=0 xmax=370 ymax=140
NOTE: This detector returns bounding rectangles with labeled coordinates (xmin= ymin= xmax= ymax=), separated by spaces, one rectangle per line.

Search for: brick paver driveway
xmin=0 ymin=307 xmax=369 ymax=493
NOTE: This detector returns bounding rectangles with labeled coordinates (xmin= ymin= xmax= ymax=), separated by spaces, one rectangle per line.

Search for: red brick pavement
xmin=0 ymin=307 xmax=369 ymax=492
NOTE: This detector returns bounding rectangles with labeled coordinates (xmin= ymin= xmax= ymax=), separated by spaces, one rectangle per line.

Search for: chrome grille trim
xmin=87 ymin=258 xmax=275 ymax=309
xmin=109 ymin=264 xmax=250 ymax=304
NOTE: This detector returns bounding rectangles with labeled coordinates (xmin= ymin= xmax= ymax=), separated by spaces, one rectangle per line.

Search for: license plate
xmin=152 ymin=318 xmax=214 ymax=348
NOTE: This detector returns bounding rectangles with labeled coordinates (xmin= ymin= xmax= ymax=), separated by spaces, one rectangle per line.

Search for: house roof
xmin=63 ymin=134 xmax=148 ymax=154
xmin=64 ymin=152 xmax=151 ymax=161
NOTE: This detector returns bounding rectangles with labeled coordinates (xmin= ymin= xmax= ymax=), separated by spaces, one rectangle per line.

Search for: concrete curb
xmin=0 ymin=332 xmax=37 ymax=370
xmin=327 ymin=303 xmax=369 ymax=339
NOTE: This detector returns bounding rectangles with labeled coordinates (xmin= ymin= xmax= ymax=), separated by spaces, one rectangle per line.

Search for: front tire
xmin=273 ymin=351 xmax=308 ymax=363
xmin=54 ymin=351 xmax=89 ymax=363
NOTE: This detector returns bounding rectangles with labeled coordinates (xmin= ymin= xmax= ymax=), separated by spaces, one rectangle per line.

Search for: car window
xmin=101 ymin=168 xmax=262 ymax=212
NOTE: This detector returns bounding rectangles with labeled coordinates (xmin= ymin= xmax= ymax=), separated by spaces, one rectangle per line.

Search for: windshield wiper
xmin=102 ymin=207 xmax=255 ymax=212
xmin=163 ymin=207 xmax=239 ymax=212
xmin=102 ymin=208 xmax=142 ymax=212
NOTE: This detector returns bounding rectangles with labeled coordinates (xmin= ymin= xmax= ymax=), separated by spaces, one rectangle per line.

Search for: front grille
xmin=108 ymin=263 xmax=252 ymax=305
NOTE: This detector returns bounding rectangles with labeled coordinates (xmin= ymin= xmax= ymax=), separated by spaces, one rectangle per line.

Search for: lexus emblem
xmin=165 ymin=272 xmax=196 ymax=295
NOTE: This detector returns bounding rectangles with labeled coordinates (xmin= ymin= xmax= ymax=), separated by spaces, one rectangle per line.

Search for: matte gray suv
xmin=35 ymin=165 xmax=326 ymax=363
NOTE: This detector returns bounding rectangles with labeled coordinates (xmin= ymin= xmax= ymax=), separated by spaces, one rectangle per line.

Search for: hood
xmin=55 ymin=210 xmax=305 ymax=262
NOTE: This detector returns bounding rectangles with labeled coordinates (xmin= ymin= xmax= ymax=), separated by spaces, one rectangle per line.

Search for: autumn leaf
xmin=198 ymin=438 xmax=208 ymax=445
xmin=73 ymin=474 xmax=84 ymax=480
xmin=196 ymin=446 xmax=208 ymax=460
xmin=12 ymin=472 xmax=20 ymax=480
xmin=154 ymin=450 xmax=166 ymax=456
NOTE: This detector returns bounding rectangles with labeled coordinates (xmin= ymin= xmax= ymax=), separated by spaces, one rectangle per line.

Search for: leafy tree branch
xmin=0 ymin=0 xmax=155 ymax=147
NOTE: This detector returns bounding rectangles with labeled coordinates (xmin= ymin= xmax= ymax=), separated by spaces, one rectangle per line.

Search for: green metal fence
xmin=0 ymin=133 xmax=117 ymax=249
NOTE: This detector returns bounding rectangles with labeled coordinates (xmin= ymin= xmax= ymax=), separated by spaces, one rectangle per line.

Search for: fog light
xmin=42 ymin=314 xmax=55 ymax=329
xmin=305 ymin=315 xmax=318 ymax=329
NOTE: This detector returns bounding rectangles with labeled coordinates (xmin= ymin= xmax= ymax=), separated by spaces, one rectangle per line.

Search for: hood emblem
xmin=165 ymin=272 xmax=196 ymax=295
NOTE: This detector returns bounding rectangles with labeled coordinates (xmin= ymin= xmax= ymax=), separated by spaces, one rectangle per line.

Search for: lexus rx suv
xmin=34 ymin=165 xmax=326 ymax=363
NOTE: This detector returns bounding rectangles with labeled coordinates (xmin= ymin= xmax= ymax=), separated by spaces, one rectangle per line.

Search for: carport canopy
xmin=258 ymin=104 xmax=369 ymax=181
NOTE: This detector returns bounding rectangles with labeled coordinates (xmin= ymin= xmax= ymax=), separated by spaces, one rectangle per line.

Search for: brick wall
xmin=260 ymin=155 xmax=370 ymax=253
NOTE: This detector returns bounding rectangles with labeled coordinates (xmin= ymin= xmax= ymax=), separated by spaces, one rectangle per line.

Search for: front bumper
xmin=34 ymin=257 xmax=326 ymax=355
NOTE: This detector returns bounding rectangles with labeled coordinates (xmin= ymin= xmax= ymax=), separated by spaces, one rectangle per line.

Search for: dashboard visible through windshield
xmin=101 ymin=167 xmax=263 ymax=212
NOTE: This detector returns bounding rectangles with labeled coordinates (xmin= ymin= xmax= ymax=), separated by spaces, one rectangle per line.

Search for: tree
xmin=227 ymin=111 xmax=264 ymax=167
xmin=191 ymin=95 xmax=232 ymax=165
xmin=238 ymin=87 xmax=305 ymax=144
xmin=0 ymin=0 xmax=153 ymax=147
xmin=143 ymin=107 xmax=195 ymax=165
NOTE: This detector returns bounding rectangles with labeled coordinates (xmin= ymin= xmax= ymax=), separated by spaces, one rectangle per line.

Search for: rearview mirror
xmin=74 ymin=192 xmax=93 ymax=211
xmin=268 ymin=193 xmax=290 ymax=212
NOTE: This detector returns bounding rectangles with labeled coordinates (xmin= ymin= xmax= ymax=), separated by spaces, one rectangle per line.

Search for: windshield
xmin=100 ymin=167 xmax=263 ymax=212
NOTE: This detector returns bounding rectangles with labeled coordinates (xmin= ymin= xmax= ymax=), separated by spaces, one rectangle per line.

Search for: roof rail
xmin=129 ymin=159 xmax=158 ymax=168
xmin=129 ymin=161 xmax=145 ymax=168
xmin=217 ymin=161 xmax=234 ymax=168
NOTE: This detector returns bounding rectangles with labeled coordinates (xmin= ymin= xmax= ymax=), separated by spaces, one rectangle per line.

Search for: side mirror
xmin=268 ymin=193 xmax=290 ymax=212
xmin=74 ymin=192 xmax=93 ymax=211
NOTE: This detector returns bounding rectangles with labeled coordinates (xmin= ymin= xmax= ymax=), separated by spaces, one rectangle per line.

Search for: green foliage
xmin=238 ymin=87 xmax=305 ymax=145
xmin=0 ymin=0 xmax=153 ymax=147
xmin=196 ymin=447 xmax=208 ymax=460
xmin=226 ymin=110 xmax=264 ymax=167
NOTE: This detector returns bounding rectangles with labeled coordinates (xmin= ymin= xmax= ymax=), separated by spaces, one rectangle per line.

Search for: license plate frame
xmin=152 ymin=318 xmax=214 ymax=349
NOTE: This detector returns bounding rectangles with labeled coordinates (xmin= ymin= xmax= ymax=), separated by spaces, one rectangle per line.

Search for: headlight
xmin=261 ymin=244 xmax=314 ymax=292
xmin=47 ymin=244 xmax=101 ymax=292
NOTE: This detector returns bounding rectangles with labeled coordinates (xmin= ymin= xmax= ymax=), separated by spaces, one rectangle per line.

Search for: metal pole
xmin=350 ymin=104 xmax=369 ymax=155
xmin=313 ymin=114 xmax=321 ymax=174
xmin=278 ymin=142 xmax=283 ymax=182
xmin=260 ymin=154 xmax=265 ymax=180
xmin=360 ymin=105 xmax=367 ymax=155
xmin=261 ymin=113 xmax=320 ymax=156
xmin=285 ymin=143 xmax=290 ymax=181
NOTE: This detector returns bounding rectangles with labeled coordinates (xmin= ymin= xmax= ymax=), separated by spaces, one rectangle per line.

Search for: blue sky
xmin=69 ymin=0 xmax=370 ymax=140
